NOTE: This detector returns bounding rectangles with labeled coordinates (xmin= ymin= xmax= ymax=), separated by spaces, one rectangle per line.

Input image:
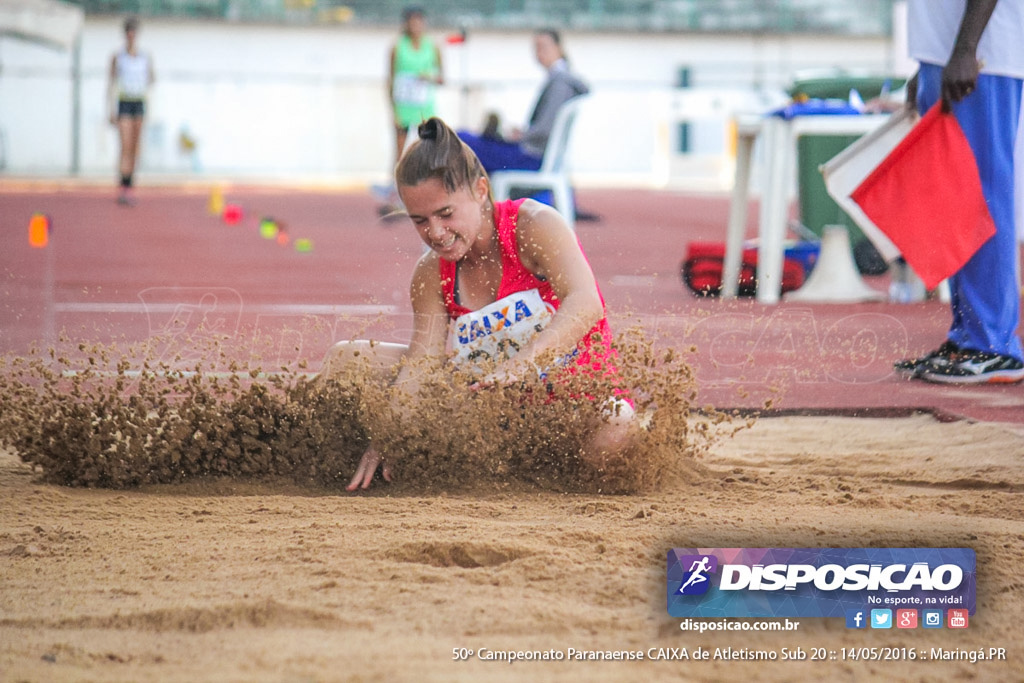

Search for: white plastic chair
xmin=489 ymin=95 xmax=588 ymax=230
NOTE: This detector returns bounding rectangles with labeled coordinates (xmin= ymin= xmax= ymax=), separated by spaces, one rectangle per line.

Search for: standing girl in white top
xmin=107 ymin=16 xmax=154 ymax=206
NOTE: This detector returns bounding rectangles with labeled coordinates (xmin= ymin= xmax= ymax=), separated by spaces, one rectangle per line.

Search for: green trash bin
xmin=789 ymin=75 xmax=906 ymax=248
xmin=797 ymin=134 xmax=866 ymax=242
xmin=788 ymin=75 xmax=903 ymax=103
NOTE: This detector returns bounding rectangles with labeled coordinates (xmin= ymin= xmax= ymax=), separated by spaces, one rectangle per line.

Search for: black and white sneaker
xmin=894 ymin=341 xmax=960 ymax=378
xmin=919 ymin=350 xmax=1024 ymax=385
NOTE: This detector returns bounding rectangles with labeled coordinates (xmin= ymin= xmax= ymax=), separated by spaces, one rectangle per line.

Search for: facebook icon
xmin=845 ymin=609 xmax=867 ymax=629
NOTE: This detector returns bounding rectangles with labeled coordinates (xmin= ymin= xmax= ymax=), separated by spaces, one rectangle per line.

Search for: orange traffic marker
xmin=208 ymin=186 xmax=225 ymax=216
xmin=259 ymin=217 xmax=278 ymax=239
xmin=28 ymin=213 xmax=50 ymax=248
xmin=222 ymin=204 xmax=243 ymax=225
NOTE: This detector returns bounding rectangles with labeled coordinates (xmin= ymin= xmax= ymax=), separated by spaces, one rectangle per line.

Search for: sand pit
xmin=2 ymin=413 xmax=1023 ymax=682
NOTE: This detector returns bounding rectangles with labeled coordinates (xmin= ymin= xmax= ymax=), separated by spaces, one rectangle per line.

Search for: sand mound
xmin=1 ymin=414 xmax=1022 ymax=681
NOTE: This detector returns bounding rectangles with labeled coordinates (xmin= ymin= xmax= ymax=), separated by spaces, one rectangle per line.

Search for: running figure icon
xmin=678 ymin=556 xmax=712 ymax=593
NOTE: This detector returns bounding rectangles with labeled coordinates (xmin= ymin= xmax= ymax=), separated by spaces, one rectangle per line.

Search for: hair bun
xmin=396 ymin=116 xmax=485 ymax=194
xmin=418 ymin=118 xmax=440 ymax=141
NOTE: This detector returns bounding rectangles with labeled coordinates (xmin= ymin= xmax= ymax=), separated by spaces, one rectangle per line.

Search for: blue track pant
xmin=917 ymin=62 xmax=1023 ymax=361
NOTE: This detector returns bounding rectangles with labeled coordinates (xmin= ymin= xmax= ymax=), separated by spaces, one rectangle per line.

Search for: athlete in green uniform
xmin=389 ymin=8 xmax=443 ymax=167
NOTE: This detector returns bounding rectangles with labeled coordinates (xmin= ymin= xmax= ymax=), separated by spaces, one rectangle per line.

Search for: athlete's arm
xmin=398 ymin=250 xmax=450 ymax=383
xmin=387 ymin=45 xmax=398 ymax=122
xmin=432 ymin=44 xmax=445 ymax=85
xmin=107 ymin=55 xmax=118 ymax=125
xmin=347 ymin=253 xmax=448 ymax=491
xmin=512 ymin=199 xmax=605 ymax=372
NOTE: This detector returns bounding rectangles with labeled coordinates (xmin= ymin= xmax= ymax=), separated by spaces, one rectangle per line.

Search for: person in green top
xmin=388 ymin=7 xmax=444 ymax=175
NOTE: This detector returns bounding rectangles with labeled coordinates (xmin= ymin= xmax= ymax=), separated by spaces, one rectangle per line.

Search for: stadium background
xmin=0 ymin=0 xmax=910 ymax=189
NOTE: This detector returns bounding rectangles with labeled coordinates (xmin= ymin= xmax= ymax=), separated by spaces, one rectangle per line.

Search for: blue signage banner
xmin=667 ymin=548 xmax=976 ymax=619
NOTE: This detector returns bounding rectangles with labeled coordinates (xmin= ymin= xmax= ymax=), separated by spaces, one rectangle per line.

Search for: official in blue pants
xmin=896 ymin=0 xmax=1024 ymax=384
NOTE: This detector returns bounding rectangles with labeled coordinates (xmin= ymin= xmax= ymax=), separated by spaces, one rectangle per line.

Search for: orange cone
xmin=28 ymin=213 xmax=50 ymax=248
xmin=208 ymin=186 xmax=225 ymax=216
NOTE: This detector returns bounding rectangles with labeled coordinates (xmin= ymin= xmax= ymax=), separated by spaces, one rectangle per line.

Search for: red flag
xmin=850 ymin=103 xmax=995 ymax=290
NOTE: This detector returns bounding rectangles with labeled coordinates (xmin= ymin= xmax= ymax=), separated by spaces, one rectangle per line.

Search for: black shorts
xmin=117 ymin=99 xmax=145 ymax=118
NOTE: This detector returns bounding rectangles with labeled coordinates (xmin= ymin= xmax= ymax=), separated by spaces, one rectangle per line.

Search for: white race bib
xmin=392 ymin=73 xmax=431 ymax=107
xmin=448 ymin=288 xmax=555 ymax=372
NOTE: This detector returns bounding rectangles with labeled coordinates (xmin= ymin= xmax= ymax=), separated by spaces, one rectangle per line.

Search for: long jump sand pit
xmin=2 ymin=412 xmax=1022 ymax=682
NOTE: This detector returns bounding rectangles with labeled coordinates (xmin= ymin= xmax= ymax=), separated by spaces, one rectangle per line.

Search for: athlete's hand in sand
xmin=470 ymin=354 xmax=555 ymax=391
xmin=468 ymin=367 xmax=525 ymax=392
xmin=346 ymin=446 xmax=391 ymax=491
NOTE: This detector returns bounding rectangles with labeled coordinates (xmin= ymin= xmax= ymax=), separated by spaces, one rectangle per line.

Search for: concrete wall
xmin=0 ymin=19 xmax=904 ymax=188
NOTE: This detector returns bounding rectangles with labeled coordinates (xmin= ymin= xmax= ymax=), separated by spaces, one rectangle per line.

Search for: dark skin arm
xmin=433 ymin=44 xmax=445 ymax=86
xmin=942 ymin=0 xmax=997 ymax=111
xmin=907 ymin=0 xmax=999 ymax=113
xmin=387 ymin=46 xmax=397 ymax=125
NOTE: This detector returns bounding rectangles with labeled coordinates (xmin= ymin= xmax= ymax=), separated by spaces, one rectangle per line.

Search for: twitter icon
xmin=870 ymin=609 xmax=892 ymax=629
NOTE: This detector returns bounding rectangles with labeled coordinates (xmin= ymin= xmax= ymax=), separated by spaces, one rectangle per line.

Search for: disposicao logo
xmin=675 ymin=555 xmax=718 ymax=595
xmin=667 ymin=548 xmax=976 ymax=619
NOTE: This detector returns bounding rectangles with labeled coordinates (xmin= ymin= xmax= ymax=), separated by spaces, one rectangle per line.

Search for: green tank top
xmin=392 ymin=34 xmax=439 ymax=127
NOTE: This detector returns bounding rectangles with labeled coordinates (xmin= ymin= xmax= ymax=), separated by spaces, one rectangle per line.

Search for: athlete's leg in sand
xmin=584 ymin=398 xmax=637 ymax=468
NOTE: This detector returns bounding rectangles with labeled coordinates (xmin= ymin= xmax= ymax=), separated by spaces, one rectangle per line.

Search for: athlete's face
xmin=399 ymin=176 xmax=490 ymax=261
xmin=405 ymin=14 xmax=425 ymax=38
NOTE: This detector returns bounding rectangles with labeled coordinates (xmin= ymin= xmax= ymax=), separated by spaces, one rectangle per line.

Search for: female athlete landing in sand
xmin=320 ymin=117 xmax=635 ymax=490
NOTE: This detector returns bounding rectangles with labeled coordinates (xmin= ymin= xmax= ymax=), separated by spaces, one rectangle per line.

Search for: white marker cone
xmin=785 ymin=225 xmax=884 ymax=303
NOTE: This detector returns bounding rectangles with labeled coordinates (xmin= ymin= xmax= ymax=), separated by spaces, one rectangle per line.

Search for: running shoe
xmin=377 ymin=203 xmax=406 ymax=223
xmin=919 ymin=350 xmax=1024 ymax=385
xmin=893 ymin=341 xmax=960 ymax=378
xmin=116 ymin=188 xmax=137 ymax=206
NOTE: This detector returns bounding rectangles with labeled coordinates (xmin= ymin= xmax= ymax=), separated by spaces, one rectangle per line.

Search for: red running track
xmin=1 ymin=182 xmax=1022 ymax=425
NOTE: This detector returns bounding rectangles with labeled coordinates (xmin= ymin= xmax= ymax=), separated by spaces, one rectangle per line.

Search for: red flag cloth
xmin=850 ymin=103 xmax=995 ymax=290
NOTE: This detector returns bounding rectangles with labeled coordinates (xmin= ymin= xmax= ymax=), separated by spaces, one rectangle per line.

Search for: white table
xmin=723 ymin=113 xmax=890 ymax=303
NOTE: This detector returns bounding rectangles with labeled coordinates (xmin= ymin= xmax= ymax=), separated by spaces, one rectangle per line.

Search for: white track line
xmin=52 ymin=303 xmax=399 ymax=316
xmin=60 ymin=370 xmax=319 ymax=379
